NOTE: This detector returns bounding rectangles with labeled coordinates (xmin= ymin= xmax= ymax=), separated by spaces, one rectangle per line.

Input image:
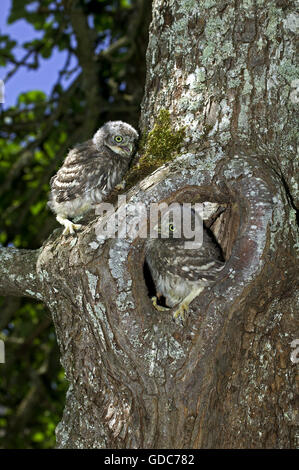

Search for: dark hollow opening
xmin=143 ymin=261 xmax=168 ymax=308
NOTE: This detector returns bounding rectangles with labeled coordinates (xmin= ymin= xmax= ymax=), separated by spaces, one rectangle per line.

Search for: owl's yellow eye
xmin=169 ymin=224 xmax=174 ymax=232
xmin=114 ymin=135 xmax=123 ymax=143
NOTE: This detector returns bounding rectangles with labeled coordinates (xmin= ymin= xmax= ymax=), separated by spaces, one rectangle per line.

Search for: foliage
xmin=0 ymin=0 xmax=151 ymax=448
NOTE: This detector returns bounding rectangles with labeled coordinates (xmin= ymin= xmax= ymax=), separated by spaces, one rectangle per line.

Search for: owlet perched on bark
xmin=145 ymin=205 xmax=225 ymax=322
xmin=48 ymin=121 xmax=138 ymax=235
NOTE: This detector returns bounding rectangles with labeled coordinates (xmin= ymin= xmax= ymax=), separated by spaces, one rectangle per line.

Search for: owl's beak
xmin=122 ymin=143 xmax=133 ymax=155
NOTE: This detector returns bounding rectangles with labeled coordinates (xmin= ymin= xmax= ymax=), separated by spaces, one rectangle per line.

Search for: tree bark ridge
xmin=0 ymin=248 xmax=42 ymax=300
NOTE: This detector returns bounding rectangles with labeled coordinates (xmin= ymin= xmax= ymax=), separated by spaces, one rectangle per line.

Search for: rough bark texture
xmin=0 ymin=0 xmax=298 ymax=448
xmin=0 ymin=248 xmax=42 ymax=299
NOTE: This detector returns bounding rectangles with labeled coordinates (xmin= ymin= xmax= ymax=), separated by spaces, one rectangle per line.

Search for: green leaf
xmin=17 ymin=90 xmax=47 ymax=105
xmin=8 ymin=0 xmax=27 ymax=24
xmin=30 ymin=201 xmax=45 ymax=216
xmin=32 ymin=432 xmax=44 ymax=443
xmin=120 ymin=0 xmax=132 ymax=8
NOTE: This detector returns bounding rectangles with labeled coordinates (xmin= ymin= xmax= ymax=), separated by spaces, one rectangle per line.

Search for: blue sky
xmin=0 ymin=0 xmax=77 ymax=108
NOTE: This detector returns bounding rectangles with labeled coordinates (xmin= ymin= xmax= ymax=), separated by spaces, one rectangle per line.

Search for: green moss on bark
xmin=126 ymin=110 xmax=185 ymax=188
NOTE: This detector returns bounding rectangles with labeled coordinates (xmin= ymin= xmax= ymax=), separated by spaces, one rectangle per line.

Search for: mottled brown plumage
xmin=145 ymin=205 xmax=225 ymax=321
xmin=48 ymin=121 xmax=138 ymax=234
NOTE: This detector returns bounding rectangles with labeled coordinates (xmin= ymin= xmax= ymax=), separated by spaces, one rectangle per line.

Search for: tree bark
xmin=0 ymin=0 xmax=298 ymax=448
xmin=0 ymin=248 xmax=42 ymax=299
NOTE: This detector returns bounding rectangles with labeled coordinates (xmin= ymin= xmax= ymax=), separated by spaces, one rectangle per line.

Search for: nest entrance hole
xmin=143 ymin=199 xmax=240 ymax=306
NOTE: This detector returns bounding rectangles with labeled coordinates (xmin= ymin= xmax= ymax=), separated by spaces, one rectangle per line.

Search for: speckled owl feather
xmin=145 ymin=205 xmax=225 ymax=321
xmin=48 ymin=121 xmax=138 ymax=235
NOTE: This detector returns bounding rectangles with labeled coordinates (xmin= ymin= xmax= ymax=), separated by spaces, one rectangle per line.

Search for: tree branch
xmin=67 ymin=0 xmax=101 ymax=136
xmin=0 ymin=248 xmax=43 ymax=300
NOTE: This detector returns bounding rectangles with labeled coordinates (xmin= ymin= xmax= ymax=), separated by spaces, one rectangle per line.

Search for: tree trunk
xmin=0 ymin=0 xmax=298 ymax=448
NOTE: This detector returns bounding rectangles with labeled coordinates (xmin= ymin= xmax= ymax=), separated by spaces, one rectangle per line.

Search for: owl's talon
xmin=56 ymin=214 xmax=83 ymax=235
xmin=173 ymin=302 xmax=189 ymax=323
xmin=115 ymin=180 xmax=126 ymax=191
xmin=151 ymin=296 xmax=169 ymax=312
xmin=62 ymin=221 xmax=82 ymax=236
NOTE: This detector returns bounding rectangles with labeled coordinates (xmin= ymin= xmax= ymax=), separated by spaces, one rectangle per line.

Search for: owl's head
xmin=151 ymin=205 xmax=203 ymax=242
xmin=93 ymin=121 xmax=139 ymax=157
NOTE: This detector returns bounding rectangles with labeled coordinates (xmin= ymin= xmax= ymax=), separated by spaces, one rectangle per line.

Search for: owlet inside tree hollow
xmin=145 ymin=205 xmax=225 ymax=321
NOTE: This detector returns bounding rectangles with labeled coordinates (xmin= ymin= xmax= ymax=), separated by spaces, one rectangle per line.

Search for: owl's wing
xmin=52 ymin=164 xmax=110 ymax=203
xmin=167 ymin=254 xmax=224 ymax=282
xmin=51 ymin=143 xmax=111 ymax=203
xmin=166 ymin=232 xmax=225 ymax=281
